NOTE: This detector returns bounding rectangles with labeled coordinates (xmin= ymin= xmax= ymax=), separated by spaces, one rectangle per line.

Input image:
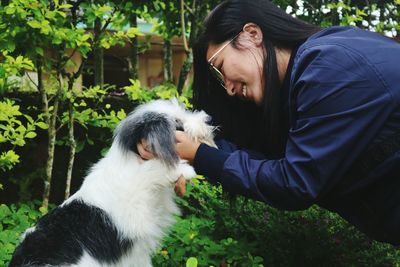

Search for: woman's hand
xmin=175 ymin=131 xmax=201 ymax=164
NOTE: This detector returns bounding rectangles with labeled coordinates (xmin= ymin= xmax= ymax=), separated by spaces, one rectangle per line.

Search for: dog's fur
xmin=10 ymin=99 xmax=216 ymax=267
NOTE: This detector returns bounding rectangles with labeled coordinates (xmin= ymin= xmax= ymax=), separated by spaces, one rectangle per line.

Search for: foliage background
xmin=0 ymin=0 xmax=399 ymax=266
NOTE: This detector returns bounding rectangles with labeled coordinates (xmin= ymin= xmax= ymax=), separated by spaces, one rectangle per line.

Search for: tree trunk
xmin=41 ymin=73 xmax=62 ymax=209
xmin=129 ymin=14 xmax=139 ymax=80
xmin=64 ymin=98 xmax=76 ymax=200
xmin=64 ymin=58 xmax=86 ymax=199
xmin=37 ymin=57 xmax=48 ymax=115
xmin=36 ymin=56 xmax=52 ymax=209
xmin=163 ymin=38 xmax=173 ymax=83
xmin=177 ymin=0 xmax=203 ymax=94
xmin=94 ymin=18 xmax=104 ymax=89
xmin=177 ymin=51 xmax=192 ymax=94
xmin=177 ymin=0 xmax=191 ymax=94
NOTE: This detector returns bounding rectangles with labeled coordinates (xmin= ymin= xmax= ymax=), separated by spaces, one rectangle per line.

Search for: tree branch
xmin=184 ymin=2 xmax=194 ymax=15
xmin=25 ymin=71 xmax=38 ymax=88
xmin=180 ymin=0 xmax=189 ymax=53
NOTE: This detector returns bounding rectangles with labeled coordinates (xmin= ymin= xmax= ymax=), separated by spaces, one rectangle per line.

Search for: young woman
xmin=144 ymin=0 xmax=400 ymax=245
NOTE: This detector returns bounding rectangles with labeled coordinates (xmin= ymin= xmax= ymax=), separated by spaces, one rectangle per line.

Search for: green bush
xmin=0 ymin=201 xmax=47 ymax=266
xmin=124 ymin=79 xmax=192 ymax=108
xmin=153 ymin=180 xmax=400 ymax=267
xmin=0 ymin=99 xmax=47 ymax=173
xmin=1 ymin=184 xmax=399 ymax=267
xmin=153 ymin=215 xmax=264 ymax=267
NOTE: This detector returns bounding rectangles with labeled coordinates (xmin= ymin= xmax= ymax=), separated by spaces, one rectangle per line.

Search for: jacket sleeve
xmin=194 ymin=43 xmax=393 ymax=210
xmin=216 ymin=139 xmax=266 ymax=159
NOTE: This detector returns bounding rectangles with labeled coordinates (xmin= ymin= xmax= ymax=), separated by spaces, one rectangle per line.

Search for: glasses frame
xmin=207 ymin=32 xmax=241 ymax=89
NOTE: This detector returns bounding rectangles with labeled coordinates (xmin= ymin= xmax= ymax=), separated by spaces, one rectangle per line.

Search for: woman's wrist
xmin=188 ymin=142 xmax=201 ymax=163
xmin=193 ymin=143 xmax=230 ymax=181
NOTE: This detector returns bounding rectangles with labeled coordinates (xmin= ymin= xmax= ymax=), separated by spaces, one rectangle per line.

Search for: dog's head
xmin=114 ymin=99 xmax=216 ymax=168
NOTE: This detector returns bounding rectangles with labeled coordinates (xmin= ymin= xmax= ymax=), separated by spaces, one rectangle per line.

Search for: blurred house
xmin=82 ymin=21 xmax=188 ymax=90
xmin=22 ymin=21 xmax=188 ymax=92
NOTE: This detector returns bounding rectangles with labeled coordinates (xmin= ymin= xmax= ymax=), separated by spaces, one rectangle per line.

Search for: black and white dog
xmin=10 ymin=99 xmax=216 ymax=267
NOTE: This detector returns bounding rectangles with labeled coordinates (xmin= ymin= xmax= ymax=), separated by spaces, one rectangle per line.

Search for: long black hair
xmin=192 ymin=0 xmax=320 ymax=158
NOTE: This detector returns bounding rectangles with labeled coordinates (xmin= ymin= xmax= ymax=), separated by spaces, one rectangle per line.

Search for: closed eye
xmin=220 ymin=61 xmax=224 ymax=74
xmin=175 ymin=118 xmax=184 ymax=131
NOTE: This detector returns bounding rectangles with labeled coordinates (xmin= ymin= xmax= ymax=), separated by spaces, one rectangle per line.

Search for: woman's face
xmin=206 ymin=24 xmax=266 ymax=105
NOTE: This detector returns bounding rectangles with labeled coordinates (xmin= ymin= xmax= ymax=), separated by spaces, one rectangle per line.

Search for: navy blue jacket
xmin=194 ymin=26 xmax=400 ymax=244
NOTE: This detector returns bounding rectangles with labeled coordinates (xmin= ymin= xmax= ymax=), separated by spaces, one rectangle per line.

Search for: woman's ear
xmin=242 ymin=23 xmax=263 ymax=47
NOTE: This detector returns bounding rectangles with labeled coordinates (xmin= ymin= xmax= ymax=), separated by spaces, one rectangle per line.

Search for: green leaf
xmin=39 ymin=206 xmax=48 ymax=215
xmin=186 ymin=257 xmax=198 ymax=267
xmin=6 ymin=42 xmax=16 ymax=52
xmin=126 ymin=27 xmax=143 ymax=38
xmin=55 ymin=10 xmax=67 ymax=18
xmin=23 ymin=114 xmax=34 ymax=124
xmin=5 ymin=6 xmax=16 ymax=15
xmin=59 ymin=4 xmax=73 ymax=9
xmin=16 ymin=125 xmax=27 ymax=133
xmin=117 ymin=110 xmax=126 ymax=120
xmin=27 ymin=20 xmax=41 ymax=29
xmin=25 ymin=132 xmax=37 ymax=139
xmin=75 ymin=140 xmax=86 ymax=153
xmin=36 ymin=122 xmax=48 ymax=129
xmin=100 ymin=147 xmax=109 ymax=156
xmin=0 ymin=150 xmax=20 ymax=170
xmin=35 ymin=47 xmax=44 ymax=56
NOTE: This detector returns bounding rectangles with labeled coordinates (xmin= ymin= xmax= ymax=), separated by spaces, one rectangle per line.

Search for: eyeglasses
xmin=207 ymin=33 xmax=241 ymax=89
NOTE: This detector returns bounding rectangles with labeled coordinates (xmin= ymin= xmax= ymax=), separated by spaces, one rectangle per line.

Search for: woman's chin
xmin=253 ymin=96 xmax=264 ymax=106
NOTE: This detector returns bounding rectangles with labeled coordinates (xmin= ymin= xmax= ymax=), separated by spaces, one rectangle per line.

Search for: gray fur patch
xmin=116 ymin=111 xmax=179 ymax=167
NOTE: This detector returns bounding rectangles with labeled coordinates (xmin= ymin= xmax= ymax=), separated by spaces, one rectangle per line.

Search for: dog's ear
xmin=116 ymin=111 xmax=179 ymax=167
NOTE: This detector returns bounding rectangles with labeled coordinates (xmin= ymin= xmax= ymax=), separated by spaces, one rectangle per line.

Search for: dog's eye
xmin=175 ymin=118 xmax=184 ymax=131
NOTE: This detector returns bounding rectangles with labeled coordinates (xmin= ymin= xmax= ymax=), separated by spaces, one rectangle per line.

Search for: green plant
xmin=58 ymin=85 xmax=127 ymax=157
xmin=0 ymin=98 xmax=47 ymax=188
xmin=152 ymin=180 xmax=264 ymax=266
xmin=123 ymin=79 xmax=192 ymax=108
xmin=152 ymin=180 xmax=400 ymax=266
xmin=153 ymin=215 xmax=264 ymax=267
xmin=0 ymin=53 xmax=34 ymax=94
xmin=2 ymin=181 xmax=399 ymax=266
xmin=0 ymin=201 xmax=48 ymax=266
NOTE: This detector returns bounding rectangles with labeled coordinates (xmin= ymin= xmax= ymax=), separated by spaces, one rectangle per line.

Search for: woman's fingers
xmin=137 ymin=139 xmax=155 ymax=160
xmin=174 ymin=175 xmax=186 ymax=197
xmin=175 ymin=131 xmax=200 ymax=163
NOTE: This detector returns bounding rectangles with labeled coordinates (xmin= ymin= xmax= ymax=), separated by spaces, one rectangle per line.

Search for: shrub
xmin=0 ymin=201 xmax=47 ymax=266
xmin=153 ymin=180 xmax=400 ymax=266
xmin=2 ymin=184 xmax=399 ymax=266
xmin=153 ymin=215 xmax=264 ymax=267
